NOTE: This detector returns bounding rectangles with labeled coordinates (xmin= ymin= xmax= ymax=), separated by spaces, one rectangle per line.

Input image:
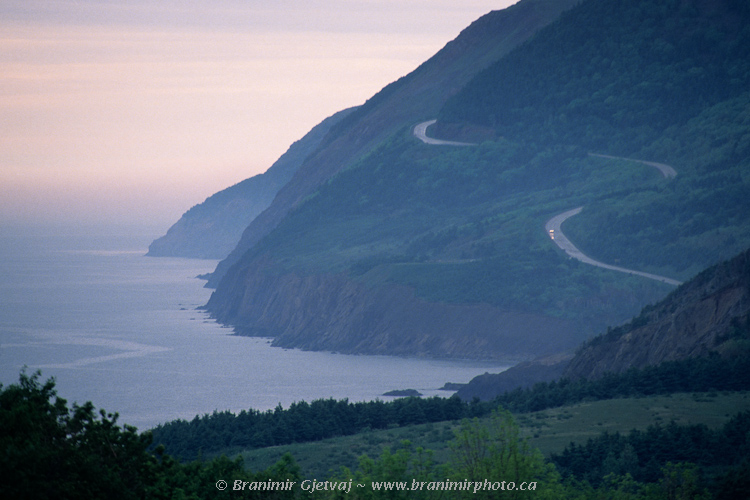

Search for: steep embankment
xmin=207 ymin=258 xmax=580 ymax=360
xmin=147 ymin=108 xmax=354 ymax=259
xmin=456 ymin=246 xmax=750 ymax=399
xmin=206 ymin=0 xmax=580 ymax=286
xmin=564 ymin=247 xmax=750 ymax=380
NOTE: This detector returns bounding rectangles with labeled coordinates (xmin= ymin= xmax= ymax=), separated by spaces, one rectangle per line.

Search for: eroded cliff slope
xmin=207 ymin=258 xmax=582 ymax=360
xmin=564 ymin=248 xmax=750 ymax=380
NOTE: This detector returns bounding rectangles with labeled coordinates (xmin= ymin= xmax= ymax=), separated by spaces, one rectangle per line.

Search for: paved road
xmin=413 ymin=120 xmax=476 ymax=146
xmin=414 ymin=117 xmax=682 ymax=286
xmin=545 ymin=207 xmax=683 ymax=286
xmin=589 ymin=153 xmax=677 ymax=179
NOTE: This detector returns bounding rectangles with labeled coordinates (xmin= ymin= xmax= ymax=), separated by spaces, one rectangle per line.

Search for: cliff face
xmin=564 ymin=248 xmax=750 ymax=380
xmin=206 ymin=259 xmax=582 ymax=360
xmin=147 ymin=108 xmax=355 ymax=259
xmin=455 ymin=247 xmax=750 ymax=400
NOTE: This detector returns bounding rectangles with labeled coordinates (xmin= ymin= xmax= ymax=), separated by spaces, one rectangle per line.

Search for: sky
xmin=1 ymin=0 xmax=517 ymax=230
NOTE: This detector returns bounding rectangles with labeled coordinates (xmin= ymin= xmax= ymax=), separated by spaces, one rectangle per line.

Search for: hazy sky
xmin=1 ymin=0 xmax=516 ymax=228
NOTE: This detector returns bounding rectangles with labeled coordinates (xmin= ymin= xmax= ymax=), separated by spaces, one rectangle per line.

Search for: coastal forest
xmin=3 ymin=363 xmax=749 ymax=499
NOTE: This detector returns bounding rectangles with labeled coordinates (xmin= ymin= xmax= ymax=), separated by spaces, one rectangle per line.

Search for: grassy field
xmin=236 ymin=391 xmax=750 ymax=478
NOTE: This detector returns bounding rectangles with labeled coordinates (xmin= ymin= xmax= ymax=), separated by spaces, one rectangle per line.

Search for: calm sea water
xmin=0 ymin=225 xmax=508 ymax=430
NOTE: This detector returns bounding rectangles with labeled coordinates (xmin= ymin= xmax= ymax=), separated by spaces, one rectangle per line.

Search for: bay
xmin=0 ymin=225 xmax=508 ymax=431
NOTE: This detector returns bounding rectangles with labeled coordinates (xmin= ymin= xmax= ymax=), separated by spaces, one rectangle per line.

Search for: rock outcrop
xmin=564 ymin=248 xmax=750 ymax=380
xmin=206 ymin=258 xmax=583 ymax=360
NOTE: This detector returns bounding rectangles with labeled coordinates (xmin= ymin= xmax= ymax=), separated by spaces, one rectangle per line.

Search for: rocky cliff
xmin=563 ymin=247 xmax=750 ymax=380
xmin=455 ymin=247 xmax=750 ymax=400
xmin=206 ymin=258 xmax=583 ymax=360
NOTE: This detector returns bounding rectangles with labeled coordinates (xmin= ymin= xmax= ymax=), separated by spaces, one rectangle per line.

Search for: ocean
xmin=0 ymin=225 xmax=508 ymax=430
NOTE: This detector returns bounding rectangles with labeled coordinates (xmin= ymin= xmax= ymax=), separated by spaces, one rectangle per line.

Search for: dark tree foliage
xmin=491 ymin=354 xmax=750 ymax=414
xmin=0 ymin=370 xmax=301 ymax=500
xmin=150 ymin=394 xmax=487 ymax=462
xmin=0 ymin=370 xmax=158 ymax=500
xmin=550 ymin=411 xmax=750 ymax=488
xmin=714 ymin=460 xmax=750 ymax=500
xmin=5 ymin=368 xmax=749 ymax=498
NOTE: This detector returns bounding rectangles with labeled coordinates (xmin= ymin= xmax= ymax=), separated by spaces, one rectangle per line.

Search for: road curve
xmin=414 ymin=117 xmax=682 ymax=285
xmin=413 ymin=119 xmax=477 ymax=146
xmin=588 ymin=153 xmax=677 ymax=179
xmin=545 ymin=208 xmax=683 ymax=286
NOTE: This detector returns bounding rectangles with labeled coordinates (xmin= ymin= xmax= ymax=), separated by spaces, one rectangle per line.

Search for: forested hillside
xmin=206 ymin=0 xmax=750 ymax=360
xmin=206 ymin=0 xmax=580 ymax=287
xmin=7 ymin=364 xmax=750 ymax=498
xmin=440 ymin=0 xmax=750 ymax=277
xmin=442 ymin=0 xmax=750 ymax=149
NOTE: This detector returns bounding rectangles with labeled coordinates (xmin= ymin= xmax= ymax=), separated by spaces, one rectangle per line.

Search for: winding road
xmin=413 ymin=119 xmax=684 ymax=286
xmin=588 ymin=153 xmax=677 ymax=179
xmin=545 ymin=207 xmax=682 ymax=286
xmin=413 ymin=119 xmax=477 ymax=146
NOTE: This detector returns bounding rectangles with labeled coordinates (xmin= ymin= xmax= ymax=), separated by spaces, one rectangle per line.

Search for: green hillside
xmin=243 ymin=131 xmax=674 ymax=319
xmin=6 ymin=369 xmax=750 ymax=498
xmin=207 ymin=0 xmax=750 ymax=360
xmin=236 ymin=392 xmax=750 ymax=479
xmin=440 ymin=0 xmax=750 ymax=277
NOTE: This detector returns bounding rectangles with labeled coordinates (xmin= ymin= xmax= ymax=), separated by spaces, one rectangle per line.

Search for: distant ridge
xmin=147 ymin=108 xmax=355 ymax=259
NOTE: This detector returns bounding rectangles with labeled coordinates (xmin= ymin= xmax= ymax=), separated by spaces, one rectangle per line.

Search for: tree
xmin=0 ymin=369 xmax=303 ymax=500
xmin=324 ymin=441 xmax=435 ymax=500
xmin=0 ymin=369 xmax=158 ymax=499
xmin=654 ymin=463 xmax=710 ymax=500
xmin=445 ymin=409 xmax=564 ymax=499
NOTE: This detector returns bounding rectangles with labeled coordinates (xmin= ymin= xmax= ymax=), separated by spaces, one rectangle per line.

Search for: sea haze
xmin=0 ymin=225 xmax=508 ymax=430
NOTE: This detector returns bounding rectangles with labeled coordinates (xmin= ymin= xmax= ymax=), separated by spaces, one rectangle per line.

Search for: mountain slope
xmin=147 ymin=108 xmax=354 ymax=259
xmin=440 ymin=0 xmax=750 ymax=149
xmin=564 ymin=247 xmax=750 ymax=380
xmin=206 ymin=0 xmax=581 ymax=286
xmin=205 ymin=0 xmax=750 ymax=361
xmin=439 ymin=0 xmax=750 ymax=277
xmin=456 ymin=245 xmax=750 ymax=400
